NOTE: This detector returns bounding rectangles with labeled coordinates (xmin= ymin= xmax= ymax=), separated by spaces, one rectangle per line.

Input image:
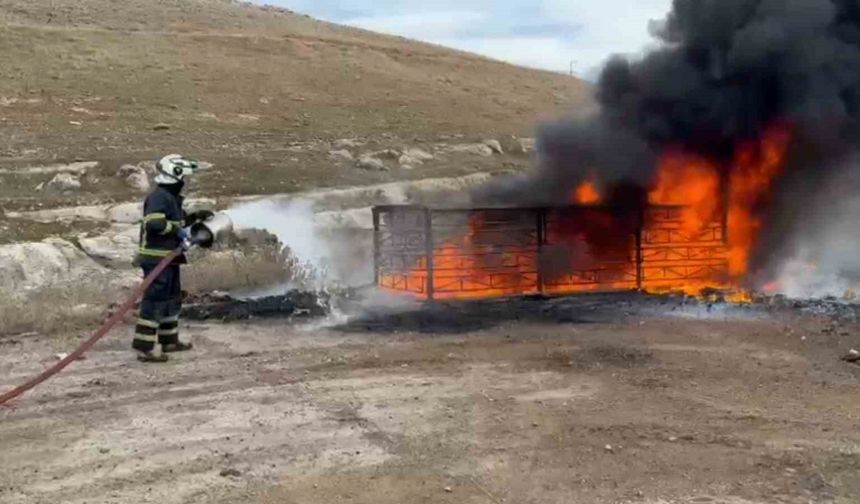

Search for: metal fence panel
xmin=374 ymin=205 xmax=730 ymax=300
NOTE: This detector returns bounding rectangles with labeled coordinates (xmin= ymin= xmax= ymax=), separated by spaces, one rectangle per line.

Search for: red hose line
xmin=0 ymin=249 xmax=182 ymax=407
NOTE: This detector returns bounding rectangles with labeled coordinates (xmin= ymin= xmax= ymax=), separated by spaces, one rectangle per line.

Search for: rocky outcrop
xmin=0 ymin=238 xmax=109 ymax=293
xmin=5 ymin=198 xmax=216 ymax=224
xmin=233 ymin=172 xmax=495 ymax=212
xmin=0 ymin=161 xmax=97 ymax=175
xmin=78 ymin=225 xmax=139 ymax=268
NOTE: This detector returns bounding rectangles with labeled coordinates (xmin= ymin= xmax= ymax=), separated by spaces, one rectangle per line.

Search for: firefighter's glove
xmin=177 ymin=228 xmax=193 ymax=251
xmin=186 ymin=210 xmax=215 ymax=225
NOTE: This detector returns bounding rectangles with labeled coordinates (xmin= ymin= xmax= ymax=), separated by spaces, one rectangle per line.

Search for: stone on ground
xmin=329 ymin=149 xmax=354 ymax=163
xmin=44 ymin=173 xmax=82 ymax=194
xmin=117 ymin=163 xmax=151 ymax=193
xmin=356 ymin=155 xmax=388 ymax=171
xmin=483 ymin=139 xmax=504 ymax=154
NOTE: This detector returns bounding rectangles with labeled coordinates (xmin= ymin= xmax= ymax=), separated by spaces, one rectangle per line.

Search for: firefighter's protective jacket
xmin=137 ymin=185 xmax=187 ymax=265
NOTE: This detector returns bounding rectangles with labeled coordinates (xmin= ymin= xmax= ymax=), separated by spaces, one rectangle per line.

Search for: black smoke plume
xmin=474 ymin=0 xmax=860 ymax=285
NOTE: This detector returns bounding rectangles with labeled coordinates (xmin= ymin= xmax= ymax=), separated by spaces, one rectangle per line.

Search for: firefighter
xmin=134 ymin=154 xmax=213 ymax=363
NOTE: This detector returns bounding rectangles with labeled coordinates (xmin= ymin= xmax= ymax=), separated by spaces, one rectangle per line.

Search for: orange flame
xmin=649 ymin=149 xmax=721 ymax=235
xmin=572 ymin=179 xmax=601 ymax=204
xmin=382 ymin=121 xmax=793 ymax=301
xmin=431 ymin=214 xmax=539 ymax=300
xmin=727 ymin=121 xmax=792 ymax=279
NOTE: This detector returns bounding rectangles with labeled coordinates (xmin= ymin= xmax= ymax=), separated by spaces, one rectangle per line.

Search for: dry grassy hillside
xmin=0 ymin=0 xmax=591 ymax=213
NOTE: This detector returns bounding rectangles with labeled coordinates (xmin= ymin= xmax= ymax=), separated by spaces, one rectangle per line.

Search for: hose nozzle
xmin=189 ymin=212 xmax=233 ymax=248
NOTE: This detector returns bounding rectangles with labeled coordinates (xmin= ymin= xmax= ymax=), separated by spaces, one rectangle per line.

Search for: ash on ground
xmin=183 ymin=290 xmax=336 ymax=322
xmin=181 ymin=286 xmax=860 ymax=332
xmin=759 ymin=294 xmax=860 ymax=321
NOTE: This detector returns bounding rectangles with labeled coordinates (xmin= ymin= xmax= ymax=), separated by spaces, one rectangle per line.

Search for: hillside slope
xmin=0 ymin=0 xmax=591 ymax=213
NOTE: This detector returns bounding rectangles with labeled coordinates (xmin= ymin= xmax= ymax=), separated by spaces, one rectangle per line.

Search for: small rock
xmin=329 ymin=149 xmax=354 ymax=163
xmin=369 ymin=149 xmax=400 ymax=160
xmin=44 ymin=173 xmax=81 ymax=193
xmin=219 ymin=468 xmax=242 ymax=478
xmin=842 ymin=349 xmax=860 ymax=363
xmin=443 ymin=143 xmax=494 ymax=157
xmin=69 ymin=121 xmax=83 ymax=126
xmin=333 ymin=138 xmax=364 ymax=149
xmin=444 ymin=486 xmax=453 ymax=493
xmin=398 ymin=148 xmax=434 ymax=169
xmin=483 ymin=139 xmax=503 ymax=154
xmin=117 ymin=163 xmax=141 ymax=178
xmin=517 ymin=137 xmax=536 ymax=153
xmin=668 ymin=436 xmax=678 ymax=442
xmin=55 ymin=353 xmax=69 ymax=361
xmin=403 ymin=148 xmax=434 ymax=161
xmin=117 ymin=163 xmax=151 ymax=193
xmin=356 ymin=155 xmax=388 ymax=171
xmin=604 ymin=444 xmax=614 ymax=452
xmin=153 ymin=123 xmax=170 ymax=131
xmin=71 ymin=304 xmax=92 ymax=316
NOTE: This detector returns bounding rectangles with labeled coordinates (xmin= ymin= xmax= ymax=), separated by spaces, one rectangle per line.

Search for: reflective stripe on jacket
xmin=137 ymin=186 xmax=187 ymax=265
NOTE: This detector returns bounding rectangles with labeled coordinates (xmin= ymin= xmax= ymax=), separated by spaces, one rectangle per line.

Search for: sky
xmin=251 ymin=0 xmax=674 ymax=78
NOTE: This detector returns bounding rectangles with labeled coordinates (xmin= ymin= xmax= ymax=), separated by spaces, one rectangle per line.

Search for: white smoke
xmin=226 ymin=199 xmax=330 ymax=291
xmin=773 ymin=258 xmax=854 ymax=300
xmin=225 ymin=198 xmax=374 ymax=296
xmin=227 ymin=199 xmax=321 ymax=268
xmin=769 ymin=157 xmax=860 ymax=300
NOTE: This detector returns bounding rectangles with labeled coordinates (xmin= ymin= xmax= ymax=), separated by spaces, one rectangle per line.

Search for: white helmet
xmin=154 ymin=154 xmax=198 ymax=185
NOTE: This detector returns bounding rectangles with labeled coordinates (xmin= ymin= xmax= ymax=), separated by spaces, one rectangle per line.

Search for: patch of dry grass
xmin=183 ymin=228 xmax=309 ymax=294
xmin=183 ymin=245 xmax=302 ymax=294
xmin=0 ymin=277 xmax=120 ymax=337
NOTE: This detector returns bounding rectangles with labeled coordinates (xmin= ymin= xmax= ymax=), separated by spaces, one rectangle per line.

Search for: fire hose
xmin=0 ymin=249 xmax=181 ymax=407
xmin=0 ymin=212 xmax=233 ymax=407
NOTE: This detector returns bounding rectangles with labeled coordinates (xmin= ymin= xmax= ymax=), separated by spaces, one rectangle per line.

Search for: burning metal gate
xmin=373 ymin=205 xmax=729 ymax=300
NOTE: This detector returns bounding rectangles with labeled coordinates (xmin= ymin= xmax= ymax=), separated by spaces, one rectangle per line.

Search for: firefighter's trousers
xmin=133 ymin=264 xmax=182 ymax=353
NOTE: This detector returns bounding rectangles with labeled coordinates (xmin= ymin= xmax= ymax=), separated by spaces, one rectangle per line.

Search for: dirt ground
xmin=2 ymin=294 xmax=860 ymax=504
